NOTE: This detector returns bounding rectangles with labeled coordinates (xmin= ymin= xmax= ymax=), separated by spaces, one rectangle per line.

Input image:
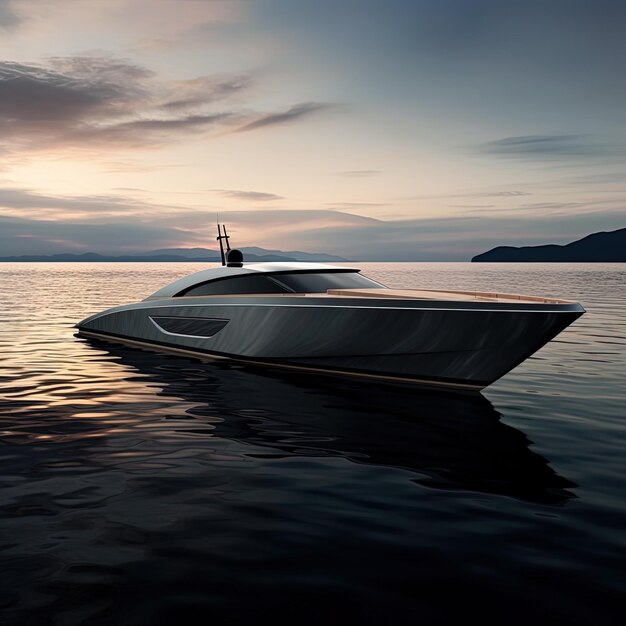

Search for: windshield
xmin=176 ymin=270 xmax=386 ymax=297
xmin=270 ymin=271 xmax=385 ymax=293
xmin=178 ymin=274 xmax=288 ymax=297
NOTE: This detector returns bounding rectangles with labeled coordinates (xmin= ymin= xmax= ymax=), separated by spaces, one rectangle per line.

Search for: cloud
xmin=0 ymin=0 xmax=20 ymax=30
xmin=0 ymin=55 xmax=327 ymax=155
xmin=0 ymin=60 xmax=128 ymax=122
xmin=0 ymin=207 xmax=379 ymax=256
xmin=0 ymin=57 xmax=185 ymax=151
xmin=337 ymin=170 xmax=381 ymax=177
xmin=233 ymin=102 xmax=333 ymax=133
xmin=214 ymin=189 xmax=285 ymax=202
xmin=516 ymin=202 xmax=586 ymax=211
xmin=325 ymin=202 xmax=384 ymax=208
xmin=73 ymin=113 xmax=234 ymax=149
xmin=160 ymin=74 xmax=252 ymax=111
xmin=410 ymin=190 xmax=532 ymax=200
xmin=443 ymin=197 xmax=626 ymax=217
xmin=478 ymin=191 xmax=531 ymax=197
xmin=153 ymin=208 xmax=378 ymax=231
xmin=275 ymin=212 xmax=626 ymax=261
xmin=0 ymin=187 xmax=128 ymax=211
xmin=558 ymin=171 xmax=626 ymax=186
xmin=1 ymin=202 xmax=625 ymax=260
xmin=476 ymin=134 xmax=626 ymax=160
xmin=0 ymin=186 xmax=168 ymax=219
xmin=0 ymin=214 xmax=206 ymax=255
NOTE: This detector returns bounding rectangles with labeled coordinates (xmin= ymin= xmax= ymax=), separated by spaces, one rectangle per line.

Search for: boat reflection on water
xmin=86 ymin=337 xmax=576 ymax=505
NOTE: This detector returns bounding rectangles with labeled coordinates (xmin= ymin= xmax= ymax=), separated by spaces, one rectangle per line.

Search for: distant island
xmin=472 ymin=228 xmax=626 ymax=262
xmin=0 ymin=247 xmax=348 ymax=263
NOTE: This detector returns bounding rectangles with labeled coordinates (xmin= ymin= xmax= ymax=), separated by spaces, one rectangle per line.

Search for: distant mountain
xmin=240 ymin=247 xmax=347 ymax=262
xmin=0 ymin=246 xmax=348 ymax=263
xmin=135 ymin=247 xmax=220 ymax=259
xmin=472 ymin=228 xmax=626 ymax=262
xmin=139 ymin=246 xmax=347 ymax=262
xmin=0 ymin=253 xmax=219 ymax=262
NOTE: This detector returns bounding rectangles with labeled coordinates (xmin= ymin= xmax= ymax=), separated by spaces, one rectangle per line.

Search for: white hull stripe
xmin=83 ymin=301 xmax=579 ymax=324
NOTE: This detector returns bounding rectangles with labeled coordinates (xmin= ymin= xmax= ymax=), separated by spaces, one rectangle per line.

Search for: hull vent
xmin=150 ymin=316 xmax=229 ymax=338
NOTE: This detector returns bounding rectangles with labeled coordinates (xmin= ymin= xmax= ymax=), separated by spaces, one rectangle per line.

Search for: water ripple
xmin=0 ymin=262 xmax=624 ymax=625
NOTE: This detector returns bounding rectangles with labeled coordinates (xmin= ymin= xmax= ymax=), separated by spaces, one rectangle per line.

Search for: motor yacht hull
xmin=76 ymin=295 xmax=584 ymax=391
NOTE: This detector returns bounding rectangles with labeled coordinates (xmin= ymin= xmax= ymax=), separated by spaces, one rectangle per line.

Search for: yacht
xmin=76 ymin=225 xmax=585 ymax=391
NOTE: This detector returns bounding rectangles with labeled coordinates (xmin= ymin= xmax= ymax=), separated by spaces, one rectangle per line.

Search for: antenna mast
xmin=216 ymin=222 xmax=226 ymax=266
xmin=216 ymin=216 xmax=239 ymax=267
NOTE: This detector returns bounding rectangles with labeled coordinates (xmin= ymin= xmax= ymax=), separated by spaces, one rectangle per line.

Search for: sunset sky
xmin=1 ymin=0 xmax=625 ymax=260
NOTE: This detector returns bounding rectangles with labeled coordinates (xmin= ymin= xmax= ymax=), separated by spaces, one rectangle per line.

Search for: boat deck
xmin=175 ymin=288 xmax=572 ymax=304
xmin=324 ymin=288 xmax=572 ymax=304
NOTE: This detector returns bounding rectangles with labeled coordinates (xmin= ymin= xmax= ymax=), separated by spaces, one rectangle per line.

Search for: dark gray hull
xmin=76 ymin=295 xmax=584 ymax=390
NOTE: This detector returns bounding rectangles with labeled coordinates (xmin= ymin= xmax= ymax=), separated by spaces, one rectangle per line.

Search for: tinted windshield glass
xmin=271 ymin=271 xmax=385 ymax=293
xmin=179 ymin=275 xmax=288 ymax=297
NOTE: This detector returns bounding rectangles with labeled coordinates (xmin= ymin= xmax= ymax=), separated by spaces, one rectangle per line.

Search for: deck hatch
xmin=149 ymin=316 xmax=229 ymax=338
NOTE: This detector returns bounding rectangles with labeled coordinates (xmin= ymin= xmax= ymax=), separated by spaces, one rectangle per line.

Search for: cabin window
xmin=177 ymin=274 xmax=289 ymax=297
xmin=271 ymin=271 xmax=385 ymax=293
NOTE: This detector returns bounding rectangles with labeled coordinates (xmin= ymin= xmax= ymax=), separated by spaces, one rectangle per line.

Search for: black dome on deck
xmin=226 ymin=249 xmax=244 ymax=267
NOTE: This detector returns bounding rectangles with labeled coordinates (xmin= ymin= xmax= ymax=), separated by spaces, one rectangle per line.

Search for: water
xmin=0 ymin=262 xmax=624 ymax=625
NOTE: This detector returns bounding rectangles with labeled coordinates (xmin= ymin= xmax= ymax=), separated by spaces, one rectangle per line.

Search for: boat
xmin=75 ymin=224 xmax=585 ymax=391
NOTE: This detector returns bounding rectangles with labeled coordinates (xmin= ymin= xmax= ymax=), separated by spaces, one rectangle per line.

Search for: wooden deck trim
xmin=325 ymin=288 xmax=572 ymax=304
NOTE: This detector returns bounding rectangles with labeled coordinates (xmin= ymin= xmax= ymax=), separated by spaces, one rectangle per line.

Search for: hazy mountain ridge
xmin=472 ymin=228 xmax=626 ymax=262
xmin=0 ymin=247 xmax=348 ymax=263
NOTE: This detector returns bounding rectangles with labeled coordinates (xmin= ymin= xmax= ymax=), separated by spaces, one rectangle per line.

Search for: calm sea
xmin=0 ymin=262 xmax=624 ymax=625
